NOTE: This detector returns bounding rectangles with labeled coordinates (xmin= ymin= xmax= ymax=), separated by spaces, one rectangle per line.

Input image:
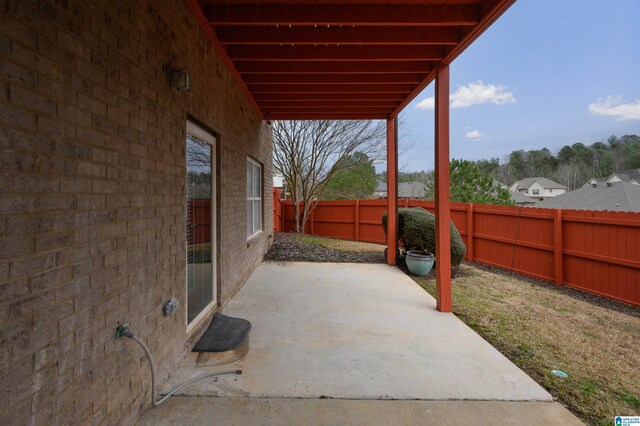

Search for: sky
xmin=395 ymin=0 xmax=640 ymax=172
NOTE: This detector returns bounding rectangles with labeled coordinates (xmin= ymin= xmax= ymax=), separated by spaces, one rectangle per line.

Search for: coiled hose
xmin=118 ymin=323 xmax=241 ymax=406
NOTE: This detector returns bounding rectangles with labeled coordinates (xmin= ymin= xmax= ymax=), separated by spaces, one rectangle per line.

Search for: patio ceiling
xmin=185 ymin=0 xmax=515 ymax=120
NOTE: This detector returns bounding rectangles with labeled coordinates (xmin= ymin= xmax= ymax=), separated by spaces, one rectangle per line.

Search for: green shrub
xmin=382 ymin=207 xmax=466 ymax=267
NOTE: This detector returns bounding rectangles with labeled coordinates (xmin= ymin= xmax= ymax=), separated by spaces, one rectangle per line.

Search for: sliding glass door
xmin=186 ymin=122 xmax=216 ymax=327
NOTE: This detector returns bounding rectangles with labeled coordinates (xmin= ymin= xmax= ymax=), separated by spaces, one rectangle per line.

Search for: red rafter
xmin=247 ymin=83 xmax=415 ymax=94
xmin=216 ymin=26 xmax=460 ymax=45
xmin=227 ymin=45 xmax=444 ymax=61
xmin=205 ymin=5 xmax=480 ymax=26
xmin=235 ymin=61 xmax=433 ymax=74
xmin=242 ymin=74 xmax=424 ymax=85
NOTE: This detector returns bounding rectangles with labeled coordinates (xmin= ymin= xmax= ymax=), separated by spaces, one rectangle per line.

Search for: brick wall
xmin=0 ymin=0 xmax=272 ymax=424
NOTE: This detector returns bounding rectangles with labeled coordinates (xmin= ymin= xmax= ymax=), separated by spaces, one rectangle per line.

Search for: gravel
xmin=265 ymin=233 xmax=386 ymax=264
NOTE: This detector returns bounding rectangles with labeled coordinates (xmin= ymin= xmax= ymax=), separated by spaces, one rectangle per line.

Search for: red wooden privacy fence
xmin=273 ymin=191 xmax=640 ymax=306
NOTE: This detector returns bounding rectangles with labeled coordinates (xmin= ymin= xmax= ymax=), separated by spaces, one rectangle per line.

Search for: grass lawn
xmin=413 ymin=263 xmax=640 ymax=426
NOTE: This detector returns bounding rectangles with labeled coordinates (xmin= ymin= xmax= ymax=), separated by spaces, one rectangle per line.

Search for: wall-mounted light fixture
xmin=164 ymin=65 xmax=191 ymax=92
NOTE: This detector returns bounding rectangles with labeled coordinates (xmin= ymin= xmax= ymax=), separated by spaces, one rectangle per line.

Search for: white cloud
xmin=465 ymin=130 xmax=485 ymax=140
xmin=415 ymin=80 xmax=515 ymax=110
xmin=415 ymin=97 xmax=434 ymax=110
xmin=588 ymin=95 xmax=640 ymax=121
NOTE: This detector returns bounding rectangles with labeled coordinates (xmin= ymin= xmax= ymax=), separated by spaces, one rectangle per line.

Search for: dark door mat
xmin=192 ymin=312 xmax=252 ymax=353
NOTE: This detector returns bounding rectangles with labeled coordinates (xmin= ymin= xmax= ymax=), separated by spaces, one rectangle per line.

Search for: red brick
xmin=9 ymin=252 xmax=56 ymax=279
xmin=0 ymin=57 xmax=37 ymax=87
xmin=9 ymin=83 xmax=57 ymax=115
xmin=29 ymin=266 xmax=72 ymax=292
xmin=0 ymin=103 xmax=37 ymax=129
xmin=35 ymin=231 xmax=73 ymax=252
xmin=0 ymin=194 xmax=37 ymax=214
xmin=13 ymin=174 xmax=59 ymax=192
xmin=0 ymin=235 xmax=33 ymax=258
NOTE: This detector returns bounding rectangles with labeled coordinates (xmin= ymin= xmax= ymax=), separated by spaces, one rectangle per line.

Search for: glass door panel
xmin=186 ymin=122 xmax=216 ymax=325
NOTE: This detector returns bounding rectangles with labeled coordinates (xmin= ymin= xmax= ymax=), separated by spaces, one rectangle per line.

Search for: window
xmin=549 ymin=189 xmax=553 ymax=193
xmin=247 ymin=158 xmax=262 ymax=238
xmin=532 ymin=189 xmax=540 ymax=195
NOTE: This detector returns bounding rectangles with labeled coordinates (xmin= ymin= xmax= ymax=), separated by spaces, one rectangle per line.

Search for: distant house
xmin=273 ymin=173 xmax=285 ymax=189
xmin=537 ymin=181 xmax=640 ymax=212
xmin=493 ymin=180 xmax=508 ymax=189
xmin=584 ymin=169 xmax=640 ymax=187
xmin=510 ymin=177 xmax=567 ymax=200
xmin=399 ymin=182 xmax=427 ymax=198
xmin=372 ymin=181 xmax=427 ymax=199
xmin=373 ymin=180 xmax=387 ymax=198
xmin=583 ymin=177 xmax=607 ymax=187
xmin=510 ymin=191 xmax=536 ymax=206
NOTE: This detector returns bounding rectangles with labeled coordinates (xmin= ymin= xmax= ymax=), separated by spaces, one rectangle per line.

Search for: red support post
xmin=466 ymin=203 xmax=474 ymax=261
xmin=386 ymin=117 xmax=398 ymax=265
xmin=435 ymin=65 xmax=452 ymax=313
xmin=554 ymin=209 xmax=563 ymax=285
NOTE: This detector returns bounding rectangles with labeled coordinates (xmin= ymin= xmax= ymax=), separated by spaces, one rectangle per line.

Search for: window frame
xmin=246 ymin=157 xmax=263 ymax=239
xmin=532 ymin=189 xmax=540 ymax=195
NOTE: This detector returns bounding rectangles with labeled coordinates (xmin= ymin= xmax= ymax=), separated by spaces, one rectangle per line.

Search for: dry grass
xmin=292 ymin=235 xmax=385 ymax=253
xmin=413 ymin=264 xmax=640 ymax=426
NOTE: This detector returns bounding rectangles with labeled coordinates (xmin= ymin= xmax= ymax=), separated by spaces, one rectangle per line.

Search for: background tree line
xmin=474 ymin=134 xmax=640 ymax=190
xmin=377 ymin=134 xmax=640 ymax=191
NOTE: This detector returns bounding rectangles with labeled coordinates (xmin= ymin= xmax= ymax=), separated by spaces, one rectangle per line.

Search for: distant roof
xmin=375 ymin=181 xmax=387 ymax=192
xmin=583 ymin=177 xmax=607 ymax=187
xmin=510 ymin=192 xmax=536 ymax=205
xmin=536 ymin=181 xmax=640 ymax=212
xmin=614 ymin=169 xmax=640 ymax=181
xmin=398 ymin=181 xmax=426 ymax=198
xmin=493 ymin=180 xmax=508 ymax=189
xmin=512 ymin=177 xmax=567 ymax=190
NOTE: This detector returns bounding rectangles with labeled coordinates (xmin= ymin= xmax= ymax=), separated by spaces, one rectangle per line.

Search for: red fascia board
xmin=183 ymin=0 xmax=263 ymax=119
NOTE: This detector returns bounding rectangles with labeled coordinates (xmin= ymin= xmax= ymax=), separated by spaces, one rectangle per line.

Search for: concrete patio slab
xmin=166 ymin=262 xmax=552 ymax=401
xmin=138 ymin=397 xmax=583 ymax=426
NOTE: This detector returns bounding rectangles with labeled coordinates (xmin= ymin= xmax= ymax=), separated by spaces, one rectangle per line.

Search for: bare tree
xmin=273 ymin=120 xmax=385 ymax=233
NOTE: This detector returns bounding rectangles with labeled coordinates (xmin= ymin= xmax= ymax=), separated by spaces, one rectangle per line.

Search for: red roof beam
xmin=205 ymin=5 xmax=480 ymax=27
xmin=227 ymin=45 xmax=444 ymax=61
xmin=216 ymin=26 xmax=460 ymax=46
xmin=236 ymin=61 xmax=433 ymax=74
xmin=253 ymin=93 xmax=406 ymax=101
xmin=257 ymin=100 xmax=399 ymax=107
xmin=248 ymin=83 xmax=415 ymax=94
xmin=264 ymin=113 xmax=390 ymax=120
xmin=262 ymin=105 xmax=396 ymax=111
xmin=243 ymin=74 xmax=424 ymax=85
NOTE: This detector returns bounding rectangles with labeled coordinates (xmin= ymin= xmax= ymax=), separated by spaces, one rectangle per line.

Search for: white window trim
xmin=247 ymin=157 xmax=262 ymax=239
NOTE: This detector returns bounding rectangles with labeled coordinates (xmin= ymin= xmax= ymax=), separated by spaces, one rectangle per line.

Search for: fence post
xmin=310 ymin=202 xmax=315 ymax=235
xmin=467 ymin=203 xmax=474 ymax=261
xmin=554 ymin=209 xmax=563 ymax=286
xmin=354 ymin=200 xmax=360 ymax=241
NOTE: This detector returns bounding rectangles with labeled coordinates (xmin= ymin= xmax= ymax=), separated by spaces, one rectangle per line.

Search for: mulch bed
xmin=265 ymin=232 xmax=385 ymax=264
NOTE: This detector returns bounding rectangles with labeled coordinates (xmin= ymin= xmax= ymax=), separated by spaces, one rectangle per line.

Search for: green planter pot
xmin=405 ymin=250 xmax=435 ymax=276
